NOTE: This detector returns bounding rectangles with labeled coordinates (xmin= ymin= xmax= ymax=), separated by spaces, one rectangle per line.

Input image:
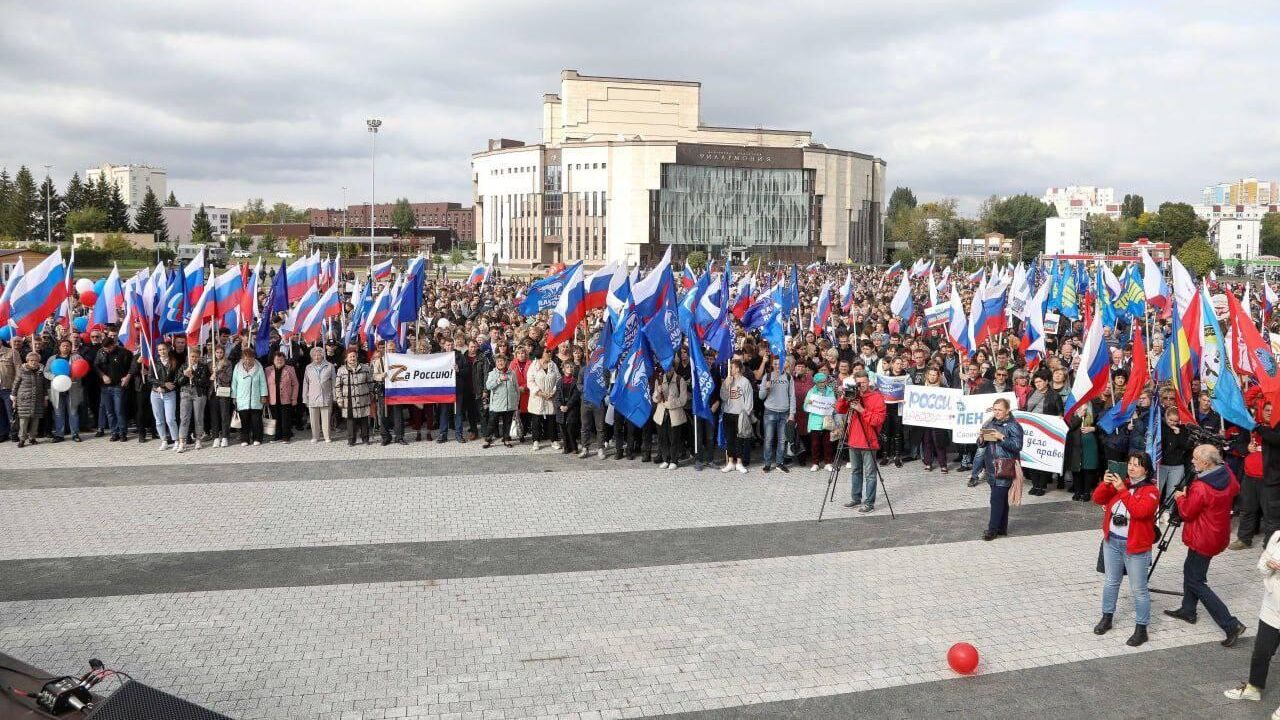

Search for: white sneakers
xmin=159 ymin=442 xmax=172 ymax=451
xmin=721 ymin=463 xmax=734 ymax=473
xmin=193 ymin=440 xmax=202 ymax=450
xmin=553 ymin=441 xmax=562 ymax=450
xmin=310 ymin=438 xmax=318 ymax=444
xmin=175 ymin=441 xmax=185 ymax=453
xmin=1225 ymin=683 xmax=1261 ymax=702
xmin=659 ymin=462 xmax=669 ymax=469
xmin=810 ymin=464 xmax=819 ymax=472
xmin=533 ymin=441 xmax=543 ymax=450
xmin=597 ymin=448 xmax=606 ymax=459
xmin=825 ymin=463 xmax=834 ymax=471
xmin=736 ymin=462 xmax=747 ymax=474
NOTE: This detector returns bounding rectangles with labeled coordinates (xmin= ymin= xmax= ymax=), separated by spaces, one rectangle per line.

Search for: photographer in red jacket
xmin=1164 ymin=443 xmax=1248 ymax=647
xmin=835 ymin=371 xmax=887 ymax=514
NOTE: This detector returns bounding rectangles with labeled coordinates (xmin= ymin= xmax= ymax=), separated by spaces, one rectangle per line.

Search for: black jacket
xmin=94 ymin=346 xmax=133 ymax=384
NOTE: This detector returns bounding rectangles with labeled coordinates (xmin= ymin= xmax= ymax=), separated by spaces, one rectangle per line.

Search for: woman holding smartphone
xmin=1092 ymin=452 xmax=1160 ymax=647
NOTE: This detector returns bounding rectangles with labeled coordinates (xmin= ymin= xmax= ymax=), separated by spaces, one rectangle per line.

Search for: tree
xmin=1176 ymin=236 xmax=1219 ymax=278
xmin=228 ymin=234 xmax=251 ymax=251
xmin=133 ymin=187 xmax=169 ymax=247
xmin=1085 ymin=215 xmax=1127 ymax=254
xmin=886 ymin=205 xmax=928 ymax=259
xmin=5 ymin=166 xmax=40 ymax=242
xmin=286 ymin=237 xmax=301 ymax=256
xmin=106 ymin=182 xmax=131 ymax=232
xmin=449 ymin=247 xmax=465 ymax=266
xmin=165 ymin=191 xmax=179 ymax=207
xmin=1262 ymin=213 xmax=1280 ymax=257
xmin=63 ymin=173 xmax=87 ymax=216
xmin=887 ymin=186 xmax=918 ymax=218
xmin=65 ymin=207 xmax=110 ymax=235
xmin=979 ymin=193 xmax=1056 ymax=257
xmin=258 ymin=232 xmax=278 ymax=253
xmin=1121 ymin=194 xmax=1145 ymax=219
xmin=90 ymin=175 xmax=112 ymax=213
xmin=0 ymin=169 xmax=12 ymax=240
xmin=100 ymin=232 xmax=134 ymax=256
xmin=391 ymin=198 xmax=415 ymax=236
xmin=1147 ymin=202 xmax=1207 ymax=251
xmin=685 ymin=250 xmax=707 ymax=272
xmin=191 ymin=204 xmax=214 ymax=244
xmin=36 ymin=175 xmax=66 ymax=245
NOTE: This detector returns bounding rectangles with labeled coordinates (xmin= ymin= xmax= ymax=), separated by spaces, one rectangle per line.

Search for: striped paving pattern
xmin=1 ymin=441 xmax=1274 ymax=719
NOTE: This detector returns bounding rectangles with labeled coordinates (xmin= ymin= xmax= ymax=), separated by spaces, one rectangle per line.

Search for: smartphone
xmin=1107 ymin=459 xmax=1127 ymax=479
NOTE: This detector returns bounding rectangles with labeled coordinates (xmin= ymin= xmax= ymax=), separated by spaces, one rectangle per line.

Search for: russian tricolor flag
xmin=0 ymin=256 xmax=25 ymax=327
xmin=8 ymin=249 xmax=68 ymax=336
xmin=371 ymin=258 xmax=394 ymax=283
xmin=547 ymin=263 xmax=586 ymax=350
xmin=299 ymin=282 xmax=342 ymax=344
xmin=467 ymin=263 xmax=488 ymax=286
xmin=584 ymin=261 xmax=618 ymax=311
xmin=681 ymin=261 xmax=697 ymax=290
xmin=184 ymin=247 xmax=206 ymax=308
xmin=1064 ymin=303 xmax=1111 ymax=418
xmin=286 ymin=252 xmax=320 ymax=303
xmin=811 ymin=281 xmax=832 ymax=334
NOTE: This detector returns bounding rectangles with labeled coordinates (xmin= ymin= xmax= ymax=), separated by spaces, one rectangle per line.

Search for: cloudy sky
xmin=2 ymin=0 xmax=1275 ymax=214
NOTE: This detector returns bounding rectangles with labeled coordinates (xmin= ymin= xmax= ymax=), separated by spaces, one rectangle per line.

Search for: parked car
xmin=275 ymin=251 xmax=295 ymax=259
xmin=230 ymin=250 xmax=252 ymax=258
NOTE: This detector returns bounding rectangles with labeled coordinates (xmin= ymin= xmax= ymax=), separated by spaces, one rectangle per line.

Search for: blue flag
xmin=518 ymin=261 xmax=581 ymax=315
xmin=689 ymin=331 xmax=715 ymax=421
xmin=582 ymin=343 xmax=607 ymax=407
xmin=1095 ymin=264 xmax=1117 ymax=330
xmin=606 ymin=297 xmax=639 ymax=369
xmin=783 ymin=263 xmax=800 ymax=317
xmin=610 ymin=331 xmax=653 ymax=428
xmin=159 ymin=268 xmax=186 ymax=335
xmin=643 ymin=301 xmax=682 ymax=372
xmin=1145 ymin=401 xmax=1163 ymax=469
xmin=1201 ymin=290 xmax=1256 ymax=431
xmin=679 ymin=269 xmax=710 ymax=339
xmin=256 ymin=259 xmax=289 ymax=357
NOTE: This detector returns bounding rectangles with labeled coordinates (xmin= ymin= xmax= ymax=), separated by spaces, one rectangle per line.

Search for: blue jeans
xmin=848 ymin=448 xmax=878 ymax=506
xmin=0 ymin=388 xmax=11 ymax=439
xmin=1101 ymin=533 xmax=1151 ymax=625
xmin=53 ymin=394 xmax=80 ymax=436
xmin=436 ymin=403 xmax=463 ymax=440
xmin=1158 ymin=464 xmax=1184 ymax=504
xmin=150 ymin=390 xmax=178 ymax=442
xmin=101 ymin=386 xmax=126 ymax=436
xmin=761 ymin=409 xmax=789 ymax=466
xmin=1180 ymin=549 xmax=1239 ymax=630
xmin=970 ymin=446 xmax=987 ymax=481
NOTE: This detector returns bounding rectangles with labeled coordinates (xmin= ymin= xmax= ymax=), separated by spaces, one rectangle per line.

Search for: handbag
xmin=262 ymin=406 xmax=277 ymax=437
xmin=230 ymin=411 xmax=242 ymax=429
xmin=508 ymin=412 xmax=523 ymax=440
xmin=993 ymin=457 xmax=1017 ymax=480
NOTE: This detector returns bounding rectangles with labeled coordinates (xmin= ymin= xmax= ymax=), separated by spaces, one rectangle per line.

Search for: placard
xmin=924 ymin=304 xmax=953 ymax=329
xmin=1013 ymin=411 xmax=1067 ymax=473
xmin=1043 ymin=311 xmax=1060 ymax=335
xmin=876 ymin=375 xmax=907 ymax=404
xmin=383 ymin=351 xmax=457 ymax=405
xmin=901 ymin=385 xmax=961 ymax=429
xmin=952 ymin=392 xmax=1019 ymax=444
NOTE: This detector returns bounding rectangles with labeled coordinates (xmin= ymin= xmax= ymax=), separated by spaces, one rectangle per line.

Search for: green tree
xmin=133 ymin=187 xmax=169 ymax=247
xmin=887 ymin=186 xmax=917 ymax=218
xmin=1176 ymin=236 xmax=1219 ymax=278
xmin=391 ymin=198 xmax=415 ymax=236
xmin=100 ymin=232 xmax=134 ymax=256
xmin=1121 ymin=194 xmax=1145 ymax=219
xmin=0 ymin=169 xmax=12 ymax=240
xmin=286 ymin=237 xmax=301 ymax=256
xmin=90 ymin=175 xmax=112 ymax=212
xmin=106 ymin=182 xmax=131 ymax=232
xmin=685 ymin=250 xmax=707 ymax=272
xmin=165 ymin=190 xmax=179 ymax=207
xmin=1147 ymin=202 xmax=1207 ymax=251
xmin=228 ymin=234 xmax=251 ymax=251
xmin=449 ymin=247 xmax=465 ymax=266
xmin=258 ymin=232 xmax=278 ymax=253
xmin=5 ymin=166 xmax=40 ymax=242
xmin=1085 ymin=215 xmax=1127 ymax=254
xmin=63 ymin=173 xmax=87 ymax=216
xmin=1261 ymin=213 xmax=1280 ymax=257
xmin=66 ymin=207 xmax=110 ymax=235
xmin=979 ymin=193 xmax=1056 ymax=257
xmin=36 ymin=175 xmax=66 ymax=245
xmin=191 ymin=204 xmax=214 ymax=244
xmin=886 ymin=204 xmax=927 ymax=259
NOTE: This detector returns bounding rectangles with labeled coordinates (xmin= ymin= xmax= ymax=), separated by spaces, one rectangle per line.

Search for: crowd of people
xmin=6 ymin=256 xmax=1280 ymax=710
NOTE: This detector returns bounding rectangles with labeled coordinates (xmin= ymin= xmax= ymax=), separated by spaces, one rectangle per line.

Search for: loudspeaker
xmin=83 ymin=681 xmax=233 ymax=720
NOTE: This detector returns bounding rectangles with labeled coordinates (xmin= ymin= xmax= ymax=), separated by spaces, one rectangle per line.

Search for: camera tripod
xmin=1145 ymin=474 xmax=1192 ymax=597
xmin=817 ymin=409 xmax=897 ymax=522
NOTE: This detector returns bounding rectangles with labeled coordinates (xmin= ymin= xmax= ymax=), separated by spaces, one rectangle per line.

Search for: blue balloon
xmin=94 ymin=278 xmax=106 ymax=295
xmin=51 ymin=358 xmax=71 ymax=377
xmin=0 ymin=326 xmax=10 ymax=342
xmin=72 ymin=316 xmax=87 ymax=332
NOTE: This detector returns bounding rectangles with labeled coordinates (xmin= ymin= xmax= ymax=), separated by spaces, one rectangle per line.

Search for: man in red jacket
xmin=1165 ymin=444 xmax=1248 ymax=647
xmin=835 ymin=370 xmax=887 ymax=513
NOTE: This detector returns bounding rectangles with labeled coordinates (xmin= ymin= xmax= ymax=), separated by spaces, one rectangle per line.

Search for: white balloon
xmin=437 ymin=318 xmax=451 ymax=328
xmin=51 ymin=375 xmax=71 ymax=393
xmin=75 ymin=278 xmax=94 ymax=295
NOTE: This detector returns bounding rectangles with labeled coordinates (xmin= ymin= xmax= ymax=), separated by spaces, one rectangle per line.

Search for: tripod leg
xmin=880 ymin=473 xmax=896 ymax=520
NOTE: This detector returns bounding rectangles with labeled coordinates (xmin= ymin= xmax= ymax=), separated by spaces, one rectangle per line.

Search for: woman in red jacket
xmin=1092 ymin=451 xmax=1160 ymax=647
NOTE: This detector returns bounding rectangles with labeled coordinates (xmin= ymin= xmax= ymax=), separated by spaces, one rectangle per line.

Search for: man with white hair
xmin=1165 ymin=443 xmax=1248 ymax=647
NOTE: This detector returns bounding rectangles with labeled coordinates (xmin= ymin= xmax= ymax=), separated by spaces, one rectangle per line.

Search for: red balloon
xmin=78 ymin=290 xmax=97 ymax=306
xmin=947 ymin=643 xmax=979 ymax=674
xmin=80 ymin=332 xmax=93 ymax=344
xmin=70 ymin=358 xmax=91 ymax=380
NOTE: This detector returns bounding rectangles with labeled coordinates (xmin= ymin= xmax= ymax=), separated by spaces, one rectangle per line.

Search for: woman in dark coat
xmin=1065 ymin=400 xmax=1103 ymax=501
xmin=1023 ymin=374 xmax=1063 ymax=495
xmin=12 ymin=352 xmax=47 ymax=447
xmin=554 ymin=361 xmax=581 ymax=455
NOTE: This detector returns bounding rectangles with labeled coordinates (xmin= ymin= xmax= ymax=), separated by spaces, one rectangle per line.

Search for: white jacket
xmin=1259 ymin=531 xmax=1280 ymax=628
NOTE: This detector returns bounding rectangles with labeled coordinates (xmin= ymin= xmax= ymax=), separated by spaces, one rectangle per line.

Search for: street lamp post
xmin=367 ymin=118 xmax=381 ymax=273
xmin=341 ymin=186 xmax=347 ymax=236
xmin=42 ymin=164 xmax=52 ymax=245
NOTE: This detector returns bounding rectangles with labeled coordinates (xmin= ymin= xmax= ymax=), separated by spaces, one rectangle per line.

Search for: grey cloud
xmin=0 ymin=0 xmax=1273 ymax=213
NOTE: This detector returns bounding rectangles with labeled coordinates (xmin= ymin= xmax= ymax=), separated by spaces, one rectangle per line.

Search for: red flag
xmin=1228 ymin=291 xmax=1280 ymax=408
xmin=1125 ymin=325 xmax=1149 ymax=408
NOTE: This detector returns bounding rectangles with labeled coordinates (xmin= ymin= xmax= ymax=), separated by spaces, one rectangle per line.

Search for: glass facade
xmin=542 ymin=164 xmax=562 ymax=237
xmin=652 ymin=165 xmax=814 ymax=247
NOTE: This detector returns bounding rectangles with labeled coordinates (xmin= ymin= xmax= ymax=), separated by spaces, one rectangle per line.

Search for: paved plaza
xmin=1 ymin=438 xmax=1276 ymax=719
